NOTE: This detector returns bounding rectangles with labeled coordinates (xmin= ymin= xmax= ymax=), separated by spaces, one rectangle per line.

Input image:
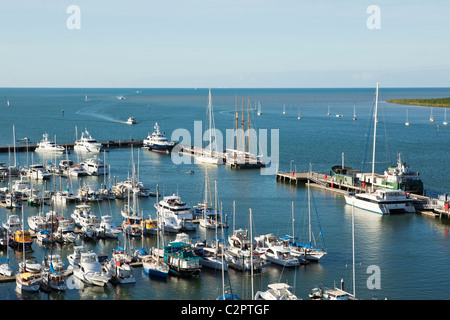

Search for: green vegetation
xmin=386 ymin=97 xmax=450 ymax=108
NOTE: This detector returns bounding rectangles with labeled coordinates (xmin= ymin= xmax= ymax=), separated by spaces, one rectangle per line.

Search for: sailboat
xmin=444 ymin=108 xmax=448 ymax=126
xmin=16 ymin=207 xmax=42 ymax=292
xmin=353 ymin=105 xmax=357 ymax=120
xmin=429 ymin=107 xmax=435 ymax=122
xmin=288 ymin=183 xmax=327 ymax=262
xmin=195 ymin=89 xmax=220 ymax=165
xmin=282 ymin=104 xmax=286 ymax=115
xmin=257 ymin=101 xmax=262 ymax=116
xmin=327 ymin=105 xmax=331 ymax=116
xmin=297 ymin=107 xmax=301 ymax=120
xmin=143 ymin=185 xmax=169 ymax=278
xmin=344 ymin=82 xmax=416 ymax=215
xmin=310 ymin=204 xmax=357 ymax=300
xmin=405 ymin=109 xmax=410 ymax=126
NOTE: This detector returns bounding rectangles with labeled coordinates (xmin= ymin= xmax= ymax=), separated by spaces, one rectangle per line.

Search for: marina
xmin=0 ymin=87 xmax=449 ymax=301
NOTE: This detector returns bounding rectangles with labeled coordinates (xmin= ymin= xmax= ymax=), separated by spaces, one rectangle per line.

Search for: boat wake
xmin=76 ymin=102 xmax=125 ymax=124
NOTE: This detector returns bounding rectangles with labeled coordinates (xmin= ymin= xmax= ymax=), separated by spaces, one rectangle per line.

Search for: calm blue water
xmin=0 ymin=87 xmax=449 ymax=300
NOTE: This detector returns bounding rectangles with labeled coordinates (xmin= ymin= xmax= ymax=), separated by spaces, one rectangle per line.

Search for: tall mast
xmin=371 ymin=82 xmax=379 ymax=192
xmin=235 ymin=94 xmax=239 ymax=151
xmin=241 ymin=97 xmax=245 ymax=154
xmin=247 ymin=97 xmax=250 ymax=153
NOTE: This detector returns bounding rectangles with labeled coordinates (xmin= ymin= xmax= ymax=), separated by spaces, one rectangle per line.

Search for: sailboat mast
xmin=352 ymin=203 xmax=356 ymax=297
xmin=308 ymin=181 xmax=312 ymax=246
xmin=247 ymin=97 xmax=250 ymax=153
xmin=242 ymin=97 xmax=245 ymax=154
xmin=371 ymin=82 xmax=379 ymax=192
xmin=249 ymin=208 xmax=254 ymax=300
xmin=208 ymin=89 xmax=212 ymax=154
xmin=235 ymin=95 xmax=239 ymax=151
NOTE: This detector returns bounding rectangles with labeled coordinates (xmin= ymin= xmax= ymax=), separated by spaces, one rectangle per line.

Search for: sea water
xmin=0 ymin=87 xmax=449 ymax=300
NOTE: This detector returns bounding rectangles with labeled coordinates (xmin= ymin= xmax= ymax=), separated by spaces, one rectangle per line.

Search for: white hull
xmin=344 ymin=192 xmax=415 ymax=215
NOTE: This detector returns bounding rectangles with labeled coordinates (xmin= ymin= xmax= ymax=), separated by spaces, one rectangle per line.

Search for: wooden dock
xmin=276 ymin=171 xmax=449 ymax=217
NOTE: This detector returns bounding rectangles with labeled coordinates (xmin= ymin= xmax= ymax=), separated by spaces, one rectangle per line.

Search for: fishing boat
xmin=68 ymin=245 xmax=85 ymax=267
xmin=164 ymin=241 xmax=201 ymax=277
xmin=34 ymin=133 xmax=65 ymax=154
xmin=254 ymin=283 xmax=299 ymax=300
xmin=344 ymin=83 xmax=416 ymax=215
xmin=142 ymin=122 xmax=175 ymax=153
xmin=3 ymin=215 xmax=22 ymax=233
xmin=74 ymin=128 xmax=102 ymax=153
xmin=73 ymin=251 xmax=111 ymax=286
xmin=195 ymin=89 xmax=221 ymax=165
xmin=10 ymin=230 xmax=34 ymax=250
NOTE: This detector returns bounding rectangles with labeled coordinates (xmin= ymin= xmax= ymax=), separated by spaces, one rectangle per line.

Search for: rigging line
xmin=360 ymin=95 xmax=376 ymax=178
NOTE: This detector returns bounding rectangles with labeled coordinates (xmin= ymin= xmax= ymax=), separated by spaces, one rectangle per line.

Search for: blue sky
xmin=1 ymin=1 xmax=450 ymax=88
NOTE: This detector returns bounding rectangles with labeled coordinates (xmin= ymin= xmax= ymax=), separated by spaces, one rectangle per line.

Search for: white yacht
xmin=344 ymin=189 xmax=415 ymax=215
xmin=97 ymin=215 xmax=121 ymax=239
xmin=255 ymin=283 xmax=299 ymax=300
xmin=23 ymin=164 xmax=52 ymax=180
xmin=155 ymin=194 xmax=195 ymax=232
xmin=126 ymin=116 xmax=137 ymax=124
xmin=73 ymin=251 xmax=111 ymax=286
xmin=80 ymin=157 xmax=107 ymax=175
xmin=142 ymin=122 xmax=175 ymax=153
xmin=71 ymin=204 xmax=100 ymax=228
xmin=254 ymin=234 xmax=300 ymax=267
xmin=3 ymin=215 xmax=21 ymax=233
xmin=59 ymin=159 xmax=87 ymax=177
xmin=74 ymin=129 xmax=102 ymax=153
xmin=35 ymin=133 xmax=65 ymax=154
xmin=225 ymin=228 xmax=269 ymax=272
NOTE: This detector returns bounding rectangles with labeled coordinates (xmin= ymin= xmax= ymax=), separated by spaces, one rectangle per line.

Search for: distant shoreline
xmin=386 ymin=97 xmax=450 ymax=108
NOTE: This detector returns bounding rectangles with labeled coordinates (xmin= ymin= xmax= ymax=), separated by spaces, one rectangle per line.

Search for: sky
xmin=1 ymin=0 xmax=450 ymax=88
